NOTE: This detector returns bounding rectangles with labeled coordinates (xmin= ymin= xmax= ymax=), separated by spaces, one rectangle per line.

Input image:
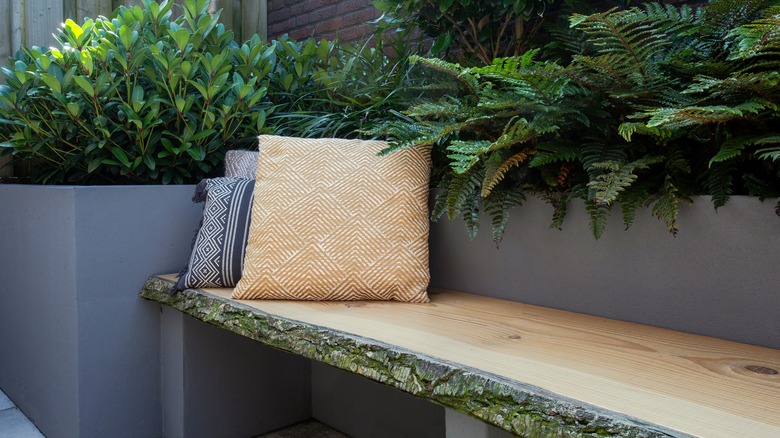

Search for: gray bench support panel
xmin=161 ymin=306 xmax=312 ymax=438
xmin=312 ymin=361 xmax=445 ymax=437
xmin=445 ymin=409 xmax=515 ymax=438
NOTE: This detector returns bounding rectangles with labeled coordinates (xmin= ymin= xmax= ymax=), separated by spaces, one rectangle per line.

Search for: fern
xmin=380 ymin=0 xmax=780 ymax=240
xmin=482 ymin=148 xmax=534 ymax=197
xmin=484 ymin=188 xmax=526 ymax=244
xmin=549 ymin=196 xmax=568 ymax=231
xmin=585 ymin=200 xmax=611 ymax=239
xmin=756 ymin=145 xmax=780 ymax=161
xmin=529 ymin=142 xmax=580 ymax=167
xmin=446 ymin=140 xmax=492 ymax=173
xmin=431 ymin=189 xmax=448 ymax=222
xmin=409 ymin=56 xmax=480 ymax=96
xmin=645 ymin=101 xmax=768 ymax=129
xmin=489 ymin=117 xmax=536 ymax=152
xmin=619 ymin=194 xmax=643 ymax=230
xmin=461 ymin=192 xmax=481 ymax=240
xmin=707 ymin=161 xmax=736 ymax=209
xmin=685 ymin=73 xmax=780 ymax=101
xmin=724 ymin=4 xmax=780 ymax=62
xmin=587 ymin=156 xmax=665 ymax=205
xmin=446 ymin=168 xmax=483 ymax=220
xmin=702 ymin=0 xmax=772 ymax=42
xmin=710 ymin=134 xmax=780 ymax=166
xmin=618 ymin=121 xmax=672 ymax=142
xmin=651 ymin=176 xmax=692 ymax=236
xmin=580 ymin=141 xmax=628 ymax=175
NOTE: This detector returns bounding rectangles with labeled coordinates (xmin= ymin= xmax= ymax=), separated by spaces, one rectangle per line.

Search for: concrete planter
xmin=0 ymin=184 xmax=203 ymax=438
xmin=430 ymin=196 xmax=780 ymax=349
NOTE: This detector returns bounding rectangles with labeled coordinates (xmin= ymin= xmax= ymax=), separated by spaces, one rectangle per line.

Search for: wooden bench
xmin=140 ymin=274 xmax=780 ymax=437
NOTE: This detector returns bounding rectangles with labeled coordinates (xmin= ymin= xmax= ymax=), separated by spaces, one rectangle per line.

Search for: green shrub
xmin=265 ymin=33 xmax=423 ymax=138
xmin=374 ymin=0 xmax=556 ymax=65
xmin=373 ymin=0 xmax=780 ymax=241
xmin=0 ymin=0 xmax=270 ymax=184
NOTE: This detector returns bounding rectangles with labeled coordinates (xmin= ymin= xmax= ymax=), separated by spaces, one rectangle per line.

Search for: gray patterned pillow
xmin=175 ymin=177 xmax=254 ymax=291
xmin=225 ymin=150 xmax=259 ymax=179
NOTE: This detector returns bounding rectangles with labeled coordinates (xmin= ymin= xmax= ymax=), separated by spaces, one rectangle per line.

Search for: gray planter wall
xmin=430 ymin=196 xmax=780 ymax=349
xmin=3 ymin=185 xmax=776 ymax=437
xmin=0 ymin=185 xmax=203 ymax=438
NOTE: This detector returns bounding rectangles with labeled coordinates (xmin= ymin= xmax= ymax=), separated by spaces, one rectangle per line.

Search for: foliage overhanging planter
xmin=373 ymin=0 xmax=780 ymax=242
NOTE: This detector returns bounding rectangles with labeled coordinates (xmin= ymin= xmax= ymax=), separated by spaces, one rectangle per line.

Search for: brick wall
xmin=267 ymin=0 xmax=380 ymax=42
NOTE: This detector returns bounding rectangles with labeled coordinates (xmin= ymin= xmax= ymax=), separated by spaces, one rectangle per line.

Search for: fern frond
xmin=539 ymin=188 xmax=578 ymax=231
xmin=726 ymin=5 xmax=780 ymax=61
xmin=410 ymin=56 xmax=479 ymax=96
xmin=446 ymin=140 xmax=491 ymax=173
xmin=570 ymin=4 xmax=697 ymax=79
xmin=618 ymin=121 xmax=673 ymax=142
xmin=651 ymin=175 xmax=692 ymax=236
xmin=685 ymin=73 xmax=780 ymax=101
xmin=529 ymin=142 xmax=580 ymax=167
xmin=446 ymin=168 xmax=483 ymax=220
xmin=461 ymin=192 xmax=480 ymax=240
xmin=710 ymin=134 xmax=780 ymax=165
xmin=585 ymin=200 xmax=611 ymax=239
xmin=431 ymin=187 xmax=448 ymax=221
xmin=482 ymin=148 xmax=534 ymax=197
xmin=755 ymin=136 xmax=780 ymax=160
xmin=567 ymin=54 xmax=637 ymax=89
xmin=664 ymin=149 xmax=693 ymax=175
xmin=580 ymin=142 xmax=628 ymax=174
xmin=405 ymin=99 xmax=468 ymax=119
xmin=550 ymin=197 xmax=568 ymax=231
xmin=703 ymin=0 xmax=772 ymax=41
xmin=476 ymin=51 xmax=540 ymax=76
xmin=620 ymin=195 xmax=641 ymax=230
xmin=587 ymin=156 xmax=665 ymax=205
xmin=645 ymin=100 xmax=768 ymax=129
xmin=756 ymin=147 xmax=780 ymax=161
xmin=743 ymin=172 xmax=780 ymax=198
xmin=707 ymin=162 xmax=735 ymax=209
xmin=484 ymin=188 xmax=526 ymax=244
xmin=488 ymin=117 xmax=536 ymax=152
xmin=482 ymin=62 xmax=571 ymax=105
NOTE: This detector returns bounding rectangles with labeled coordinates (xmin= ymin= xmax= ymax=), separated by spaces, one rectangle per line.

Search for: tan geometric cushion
xmin=232 ymin=135 xmax=431 ymax=302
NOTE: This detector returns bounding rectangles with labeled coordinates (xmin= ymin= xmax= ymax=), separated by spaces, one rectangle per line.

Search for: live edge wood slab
xmin=141 ymin=275 xmax=780 ymax=437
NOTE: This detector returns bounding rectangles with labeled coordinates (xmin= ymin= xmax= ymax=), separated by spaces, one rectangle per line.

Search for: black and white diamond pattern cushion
xmin=225 ymin=150 xmax=259 ymax=179
xmin=175 ymin=177 xmax=254 ymax=290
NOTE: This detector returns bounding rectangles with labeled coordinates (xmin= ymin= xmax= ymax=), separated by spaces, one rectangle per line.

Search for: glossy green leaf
xmin=74 ymin=76 xmax=95 ymax=97
xmin=430 ymin=33 xmax=452 ymax=55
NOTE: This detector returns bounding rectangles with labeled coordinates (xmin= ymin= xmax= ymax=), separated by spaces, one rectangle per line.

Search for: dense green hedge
xmin=0 ymin=0 xmax=414 ymax=184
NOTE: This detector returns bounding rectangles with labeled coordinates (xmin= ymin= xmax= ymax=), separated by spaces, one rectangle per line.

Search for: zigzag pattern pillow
xmin=225 ymin=150 xmax=259 ymax=179
xmin=232 ymin=135 xmax=432 ymax=302
xmin=176 ymin=177 xmax=254 ymax=290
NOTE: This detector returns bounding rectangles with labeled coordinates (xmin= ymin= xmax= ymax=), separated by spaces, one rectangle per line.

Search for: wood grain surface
xmin=152 ymin=274 xmax=780 ymax=437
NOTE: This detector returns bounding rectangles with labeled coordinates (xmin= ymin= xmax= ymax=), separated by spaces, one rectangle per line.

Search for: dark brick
xmin=316 ymin=17 xmax=343 ymax=33
xmin=340 ymin=8 xmax=378 ymax=28
xmin=268 ymin=0 xmax=377 ymax=42
xmin=335 ymin=24 xmax=371 ymax=41
xmin=335 ymin=0 xmax=365 ymax=14
xmin=308 ymin=5 xmax=337 ymax=23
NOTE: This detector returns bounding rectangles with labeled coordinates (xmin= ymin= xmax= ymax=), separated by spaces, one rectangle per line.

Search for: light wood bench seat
xmin=140 ymin=275 xmax=780 ymax=437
